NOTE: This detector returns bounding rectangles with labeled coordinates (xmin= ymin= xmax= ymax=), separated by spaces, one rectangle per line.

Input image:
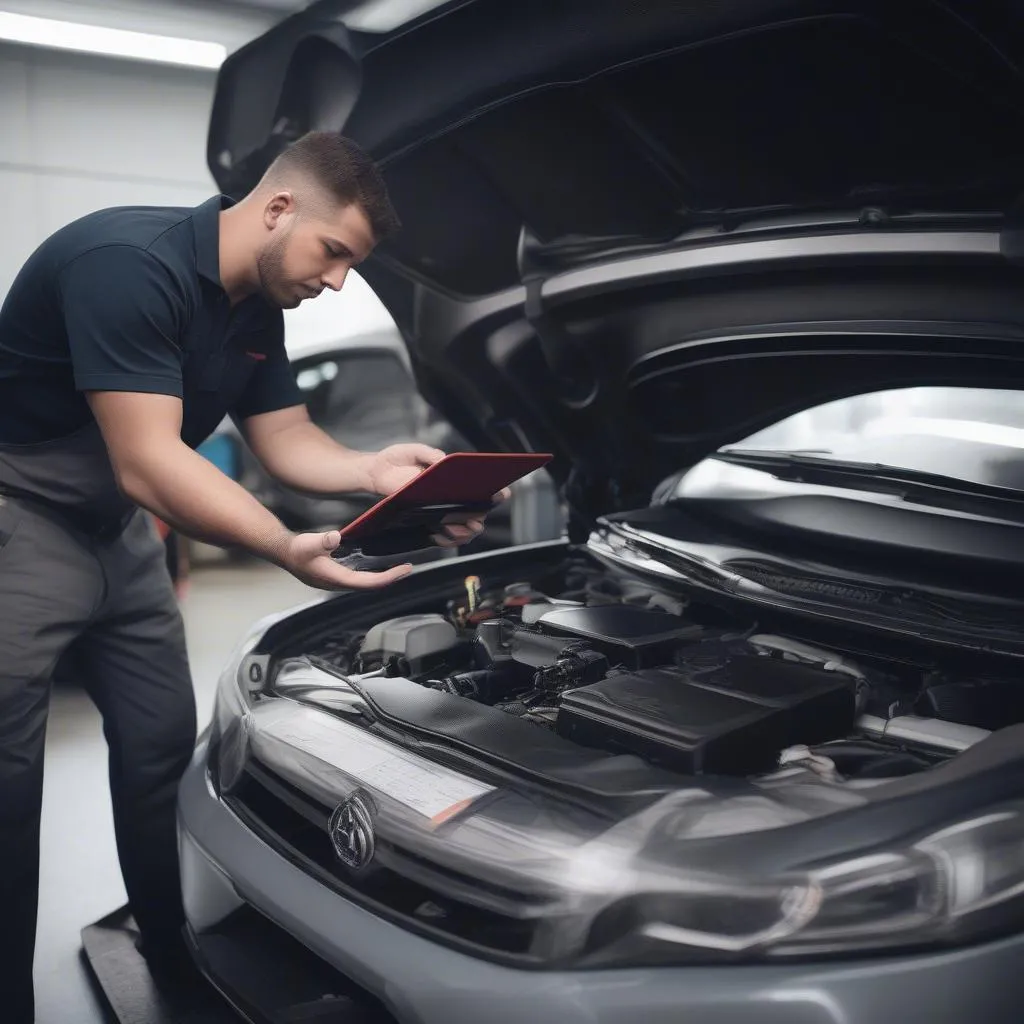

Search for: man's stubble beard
xmin=255 ymin=231 xmax=296 ymax=309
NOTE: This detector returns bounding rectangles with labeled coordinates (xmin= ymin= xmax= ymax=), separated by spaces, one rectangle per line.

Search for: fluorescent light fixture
xmin=343 ymin=0 xmax=453 ymax=33
xmin=0 ymin=11 xmax=227 ymax=69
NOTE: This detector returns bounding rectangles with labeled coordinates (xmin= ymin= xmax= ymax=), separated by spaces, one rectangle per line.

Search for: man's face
xmin=257 ymin=194 xmax=377 ymax=309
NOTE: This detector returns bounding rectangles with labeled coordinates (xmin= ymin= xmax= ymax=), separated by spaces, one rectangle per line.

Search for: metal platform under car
xmin=81 ymin=905 xmax=237 ymax=1024
xmin=83 ymin=904 xmax=385 ymax=1023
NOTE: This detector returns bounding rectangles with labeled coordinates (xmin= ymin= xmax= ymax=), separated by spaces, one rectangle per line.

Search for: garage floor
xmin=35 ymin=559 xmax=318 ymax=1024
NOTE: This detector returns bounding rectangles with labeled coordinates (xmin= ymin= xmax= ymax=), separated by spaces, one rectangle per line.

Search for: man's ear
xmin=263 ymin=191 xmax=296 ymax=229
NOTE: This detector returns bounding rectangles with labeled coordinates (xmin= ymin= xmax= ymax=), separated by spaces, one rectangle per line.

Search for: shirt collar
xmin=191 ymin=195 xmax=235 ymax=287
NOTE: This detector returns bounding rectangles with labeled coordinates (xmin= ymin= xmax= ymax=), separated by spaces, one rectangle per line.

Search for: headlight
xmin=211 ymin=632 xmax=258 ymax=793
xmin=594 ymin=803 xmax=1024 ymax=963
xmin=211 ymin=601 xmax=322 ymax=791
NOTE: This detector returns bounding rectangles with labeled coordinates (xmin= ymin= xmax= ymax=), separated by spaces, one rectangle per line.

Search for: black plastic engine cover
xmin=556 ymin=651 xmax=856 ymax=776
xmin=535 ymin=605 xmax=704 ymax=669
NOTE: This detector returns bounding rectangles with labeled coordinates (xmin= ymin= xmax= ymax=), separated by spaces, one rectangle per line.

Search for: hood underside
xmin=209 ymin=0 xmax=1024 ymax=521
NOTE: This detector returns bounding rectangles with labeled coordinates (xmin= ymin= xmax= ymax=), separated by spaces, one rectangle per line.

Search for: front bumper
xmin=179 ymin=733 xmax=1024 ymax=1024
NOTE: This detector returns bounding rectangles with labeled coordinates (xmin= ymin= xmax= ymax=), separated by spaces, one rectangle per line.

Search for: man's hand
xmin=360 ymin=443 xmax=511 ymax=548
xmin=361 ymin=442 xmax=446 ymax=494
xmin=282 ymin=531 xmax=413 ymax=590
xmin=243 ymin=414 xmax=510 ymax=551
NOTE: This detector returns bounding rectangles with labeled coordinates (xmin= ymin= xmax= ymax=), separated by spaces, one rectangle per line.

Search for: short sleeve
xmin=231 ymin=314 xmax=303 ymax=420
xmin=59 ymin=245 xmax=185 ymax=397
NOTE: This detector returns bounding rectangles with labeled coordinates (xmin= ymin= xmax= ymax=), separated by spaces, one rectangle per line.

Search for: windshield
xmin=715 ymin=387 xmax=1024 ymax=492
xmin=727 ymin=387 xmax=1024 ymax=451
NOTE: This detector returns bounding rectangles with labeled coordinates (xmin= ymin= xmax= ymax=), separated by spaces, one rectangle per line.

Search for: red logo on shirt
xmin=245 ymin=351 xmax=267 ymax=361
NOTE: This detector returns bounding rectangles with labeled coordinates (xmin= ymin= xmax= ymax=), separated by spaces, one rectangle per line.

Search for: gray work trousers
xmin=0 ymin=496 xmax=197 ymax=1023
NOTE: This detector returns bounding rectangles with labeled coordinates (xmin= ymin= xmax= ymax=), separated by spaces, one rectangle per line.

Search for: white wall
xmin=0 ymin=4 xmax=395 ymax=341
xmin=0 ymin=0 xmax=284 ymax=297
xmin=0 ymin=40 xmax=230 ymax=296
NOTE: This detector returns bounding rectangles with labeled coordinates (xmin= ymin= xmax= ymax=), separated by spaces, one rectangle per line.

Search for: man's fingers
xmin=288 ymin=530 xmax=342 ymax=560
xmin=427 ymin=519 xmax=482 ymax=549
xmin=349 ymin=563 xmax=414 ymax=588
xmin=440 ymin=513 xmax=487 ymax=528
xmin=400 ymin=443 xmax=445 ymax=467
xmin=327 ymin=561 xmax=414 ymax=589
xmin=430 ymin=515 xmax=487 ymax=549
xmin=320 ymin=529 xmax=342 ymax=551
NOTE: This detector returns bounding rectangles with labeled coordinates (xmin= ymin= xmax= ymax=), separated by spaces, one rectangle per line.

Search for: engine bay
xmin=290 ymin=555 xmax=1020 ymax=785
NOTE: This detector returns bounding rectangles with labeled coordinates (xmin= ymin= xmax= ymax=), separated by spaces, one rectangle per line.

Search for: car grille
xmin=223 ymin=759 xmax=548 ymax=966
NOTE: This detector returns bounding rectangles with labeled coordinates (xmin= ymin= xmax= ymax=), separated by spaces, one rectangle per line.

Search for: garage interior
xmin=5 ymin=2 xmax=1024 ymax=1022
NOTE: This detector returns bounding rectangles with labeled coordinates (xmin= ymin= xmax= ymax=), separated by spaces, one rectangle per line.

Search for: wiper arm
xmin=720 ymin=447 xmax=835 ymax=458
xmin=711 ymin=448 xmax=1024 ymax=517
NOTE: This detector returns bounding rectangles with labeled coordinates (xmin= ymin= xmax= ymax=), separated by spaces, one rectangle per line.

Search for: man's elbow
xmin=111 ymin=463 xmax=151 ymax=505
xmin=107 ymin=447 xmax=167 ymax=506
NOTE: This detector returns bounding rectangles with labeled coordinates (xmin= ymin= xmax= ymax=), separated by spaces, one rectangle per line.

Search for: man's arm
xmin=240 ymin=403 xmax=377 ymax=494
xmin=242 ymin=405 xmax=498 ymax=546
xmin=233 ymin=341 xmax=502 ymax=544
xmin=87 ymin=391 xmax=414 ymax=589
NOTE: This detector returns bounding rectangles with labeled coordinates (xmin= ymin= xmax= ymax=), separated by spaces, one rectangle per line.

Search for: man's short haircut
xmin=264 ymin=132 xmax=400 ymax=241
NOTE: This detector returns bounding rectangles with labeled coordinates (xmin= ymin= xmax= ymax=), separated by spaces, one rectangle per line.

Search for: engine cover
xmin=556 ymin=646 xmax=857 ymax=775
xmin=535 ymin=605 xmax=704 ymax=669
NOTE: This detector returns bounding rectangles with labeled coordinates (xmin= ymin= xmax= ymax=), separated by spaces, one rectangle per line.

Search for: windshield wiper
xmin=720 ymin=447 xmax=835 ymax=457
xmin=711 ymin=448 xmax=1024 ymax=521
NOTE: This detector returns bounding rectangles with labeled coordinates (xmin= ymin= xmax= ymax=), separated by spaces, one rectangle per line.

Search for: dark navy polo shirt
xmin=0 ymin=195 xmax=302 ymax=447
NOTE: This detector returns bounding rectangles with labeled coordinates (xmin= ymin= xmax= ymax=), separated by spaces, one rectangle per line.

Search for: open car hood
xmin=208 ymin=0 xmax=1024 ymax=532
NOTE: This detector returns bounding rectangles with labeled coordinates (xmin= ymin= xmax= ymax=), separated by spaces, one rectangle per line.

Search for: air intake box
xmin=556 ymin=649 xmax=856 ymax=776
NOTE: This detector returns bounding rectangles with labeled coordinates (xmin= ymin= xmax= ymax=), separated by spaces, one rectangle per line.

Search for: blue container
xmin=197 ymin=433 xmax=239 ymax=480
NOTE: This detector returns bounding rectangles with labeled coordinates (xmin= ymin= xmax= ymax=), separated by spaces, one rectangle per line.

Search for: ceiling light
xmin=343 ymin=0 xmax=453 ymax=33
xmin=0 ymin=11 xmax=227 ymax=69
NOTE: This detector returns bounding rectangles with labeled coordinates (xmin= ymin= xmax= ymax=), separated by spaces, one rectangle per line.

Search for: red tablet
xmin=336 ymin=451 xmax=554 ymax=547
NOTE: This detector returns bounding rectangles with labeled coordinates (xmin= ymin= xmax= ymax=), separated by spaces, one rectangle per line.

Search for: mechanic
xmin=0 ymin=131 xmax=497 ymax=1022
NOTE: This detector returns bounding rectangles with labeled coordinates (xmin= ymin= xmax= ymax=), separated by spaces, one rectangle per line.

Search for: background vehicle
xmin=171 ymin=2 xmax=1024 ymax=1023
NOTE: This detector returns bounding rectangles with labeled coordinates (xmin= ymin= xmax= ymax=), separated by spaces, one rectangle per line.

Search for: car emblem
xmin=328 ymin=794 xmax=375 ymax=869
